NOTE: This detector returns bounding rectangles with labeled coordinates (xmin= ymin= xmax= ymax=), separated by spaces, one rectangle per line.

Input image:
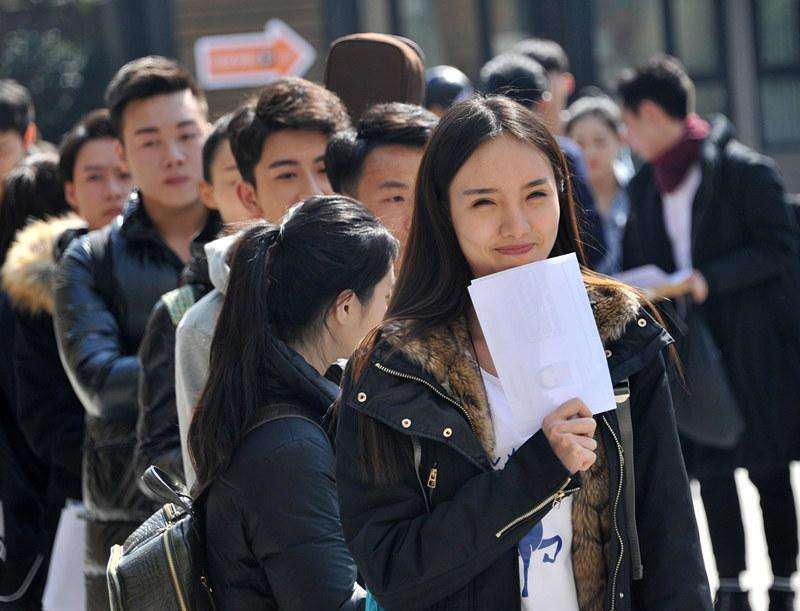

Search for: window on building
xmin=592 ymin=0 xmax=728 ymax=116
xmin=754 ymin=0 xmax=800 ymax=148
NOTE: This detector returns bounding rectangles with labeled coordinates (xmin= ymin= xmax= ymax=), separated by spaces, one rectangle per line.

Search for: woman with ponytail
xmin=189 ymin=195 xmax=397 ymax=610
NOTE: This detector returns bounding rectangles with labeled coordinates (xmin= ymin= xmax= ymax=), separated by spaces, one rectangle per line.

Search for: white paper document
xmin=468 ymin=253 xmax=615 ymax=438
xmin=614 ymin=264 xmax=692 ymax=290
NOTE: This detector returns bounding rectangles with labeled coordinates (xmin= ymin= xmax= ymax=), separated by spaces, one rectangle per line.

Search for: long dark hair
xmin=0 ymin=154 xmax=70 ymax=266
xmin=349 ymin=96 xmax=655 ymax=482
xmin=188 ymin=195 xmax=397 ymax=492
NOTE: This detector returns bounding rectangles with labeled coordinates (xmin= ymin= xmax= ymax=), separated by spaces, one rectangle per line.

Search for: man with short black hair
xmin=0 ymin=79 xmax=36 ymax=200
xmin=513 ymin=38 xmax=575 ymax=135
xmin=620 ymin=55 xmax=800 ymax=611
xmin=175 ymin=78 xmax=351 ymax=487
xmin=53 ymin=55 xmax=217 ymax=609
xmin=326 ymin=102 xmax=437 ymax=250
xmin=480 ymin=52 xmax=606 ymax=269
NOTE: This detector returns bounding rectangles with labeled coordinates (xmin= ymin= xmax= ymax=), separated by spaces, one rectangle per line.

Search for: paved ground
xmin=693 ymin=466 xmax=800 ymax=611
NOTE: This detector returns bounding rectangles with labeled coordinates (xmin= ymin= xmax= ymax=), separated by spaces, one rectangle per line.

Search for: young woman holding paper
xmin=332 ymin=96 xmax=711 ymax=611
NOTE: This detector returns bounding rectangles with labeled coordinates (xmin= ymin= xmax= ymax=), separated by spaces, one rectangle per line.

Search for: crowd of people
xmin=1 ymin=32 xmax=799 ymax=611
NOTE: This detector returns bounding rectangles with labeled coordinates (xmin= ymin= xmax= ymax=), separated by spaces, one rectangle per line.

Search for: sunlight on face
xmin=448 ymin=134 xmax=561 ymax=278
xmin=568 ymin=115 xmax=621 ymax=185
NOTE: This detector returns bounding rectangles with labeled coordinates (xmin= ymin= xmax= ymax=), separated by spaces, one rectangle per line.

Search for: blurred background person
xmin=425 ymin=65 xmax=473 ymax=117
xmin=0 ymin=80 xmax=37 ymax=201
xmin=566 ymin=95 xmax=630 ymax=274
xmin=620 ymin=55 xmax=800 ymax=611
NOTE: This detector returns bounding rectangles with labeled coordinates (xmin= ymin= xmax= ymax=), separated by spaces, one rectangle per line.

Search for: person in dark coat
xmin=134 ymin=112 xmax=254 ymax=487
xmin=479 ymin=52 xmax=607 ymax=269
xmin=188 ymin=196 xmax=398 ymax=610
xmin=3 ymin=110 xmax=131 ymax=532
xmin=0 ymin=155 xmax=73 ymax=609
xmin=333 ymin=96 xmax=711 ymax=611
xmin=619 ymin=55 xmax=800 ymax=611
xmin=53 ymin=57 xmax=214 ymax=610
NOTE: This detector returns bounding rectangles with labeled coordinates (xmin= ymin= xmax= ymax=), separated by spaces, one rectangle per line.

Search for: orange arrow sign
xmin=195 ymin=19 xmax=316 ymax=90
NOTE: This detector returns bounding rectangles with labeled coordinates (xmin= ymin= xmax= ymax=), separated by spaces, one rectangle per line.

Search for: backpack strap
xmin=615 ymin=379 xmax=643 ymax=580
xmin=162 ymin=285 xmax=197 ymax=327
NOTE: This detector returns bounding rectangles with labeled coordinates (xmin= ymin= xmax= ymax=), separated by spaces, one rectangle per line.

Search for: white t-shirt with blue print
xmin=481 ymin=368 xmax=580 ymax=611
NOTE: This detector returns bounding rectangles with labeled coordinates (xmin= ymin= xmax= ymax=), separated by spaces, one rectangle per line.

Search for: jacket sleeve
xmin=135 ymin=299 xmax=182 ymax=487
xmin=175 ymin=316 xmax=212 ymax=487
xmin=53 ymin=236 xmax=139 ymax=420
xmin=335 ymin=392 xmax=572 ymax=610
xmin=698 ymin=158 xmax=797 ymax=297
xmin=630 ymin=354 xmax=712 ymax=610
xmin=246 ymin=430 xmax=364 ymax=610
xmin=13 ymin=311 xmax=83 ymax=484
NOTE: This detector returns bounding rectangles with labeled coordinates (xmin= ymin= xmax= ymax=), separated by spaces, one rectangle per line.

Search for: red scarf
xmin=651 ymin=114 xmax=710 ymax=194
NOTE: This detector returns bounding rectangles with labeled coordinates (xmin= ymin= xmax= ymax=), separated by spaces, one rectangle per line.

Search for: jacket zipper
xmin=494 ymin=476 xmax=572 ymax=539
xmin=603 ymin=415 xmax=625 ymax=611
xmin=374 ymin=362 xmax=477 ymax=434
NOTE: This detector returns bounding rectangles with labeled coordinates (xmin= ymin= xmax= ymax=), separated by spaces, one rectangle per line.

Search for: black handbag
xmin=106 ymin=466 xmax=214 ymax=610
xmin=671 ymin=309 xmax=744 ymax=448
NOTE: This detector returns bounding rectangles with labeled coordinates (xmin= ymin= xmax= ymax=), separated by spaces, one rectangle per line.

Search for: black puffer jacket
xmin=53 ymin=192 xmax=216 ymax=523
xmin=335 ymin=284 xmax=711 ymax=611
xmin=134 ymin=212 xmax=221 ymax=486
xmin=204 ymin=337 xmax=364 ymax=610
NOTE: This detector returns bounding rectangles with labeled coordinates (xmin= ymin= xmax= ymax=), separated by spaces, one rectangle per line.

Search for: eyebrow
xmin=80 ymin=165 xmax=110 ymax=172
xmin=379 ymin=180 xmax=408 ymax=189
xmin=461 ymin=178 xmax=548 ymax=196
xmin=267 ymin=159 xmax=300 ymax=170
xmin=133 ymin=119 xmax=199 ymax=136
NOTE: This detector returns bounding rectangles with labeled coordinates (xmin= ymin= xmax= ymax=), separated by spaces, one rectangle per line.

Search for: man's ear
xmin=115 ymin=139 xmax=128 ymax=167
xmin=23 ymin=123 xmax=37 ymax=149
xmin=199 ymin=180 xmax=219 ymax=211
xmin=64 ymin=180 xmax=79 ymax=211
xmin=563 ymin=72 xmax=576 ymax=97
xmin=236 ymin=181 xmax=263 ymax=218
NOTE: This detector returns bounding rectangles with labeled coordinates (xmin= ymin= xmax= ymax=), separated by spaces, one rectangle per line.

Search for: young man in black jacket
xmin=619 ymin=55 xmax=800 ymax=611
xmin=134 ymin=113 xmax=251 ymax=486
xmin=53 ymin=56 xmax=216 ymax=610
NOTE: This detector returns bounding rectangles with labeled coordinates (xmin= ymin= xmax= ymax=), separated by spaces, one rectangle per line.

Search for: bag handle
xmin=142 ymin=466 xmax=193 ymax=512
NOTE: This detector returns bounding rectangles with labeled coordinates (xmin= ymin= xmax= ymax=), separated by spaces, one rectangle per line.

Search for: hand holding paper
xmin=468 ymin=253 xmax=616 ymax=440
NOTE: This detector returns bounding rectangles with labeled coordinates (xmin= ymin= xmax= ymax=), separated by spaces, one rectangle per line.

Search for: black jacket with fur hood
xmin=335 ymin=283 xmax=712 ymax=611
xmin=2 ymin=214 xmax=87 ymax=503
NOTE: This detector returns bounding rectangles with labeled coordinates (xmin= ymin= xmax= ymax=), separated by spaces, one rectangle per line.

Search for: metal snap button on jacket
xmin=605 ymin=349 xmax=613 ymax=358
xmin=401 ymin=418 xmax=412 ymax=428
xmin=637 ymin=318 xmax=647 ymax=327
xmin=357 ymin=392 xmax=367 ymax=403
xmin=443 ymin=427 xmax=453 ymax=438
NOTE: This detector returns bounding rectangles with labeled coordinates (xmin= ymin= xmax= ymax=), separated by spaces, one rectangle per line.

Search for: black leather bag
xmin=671 ymin=309 xmax=744 ymax=448
xmin=107 ymin=467 xmax=214 ymax=610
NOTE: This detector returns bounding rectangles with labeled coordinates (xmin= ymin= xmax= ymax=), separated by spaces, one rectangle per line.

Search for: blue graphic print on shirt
xmin=519 ymin=522 xmax=564 ymax=597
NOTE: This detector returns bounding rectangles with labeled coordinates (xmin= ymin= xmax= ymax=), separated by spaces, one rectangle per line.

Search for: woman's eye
xmin=472 ymin=198 xmax=494 ymax=208
xmin=527 ymin=190 xmax=547 ymax=201
xmin=276 ymin=172 xmax=297 ymax=180
xmin=383 ymin=195 xmax=406 ymax=205
xmin=86 ymin=174 xmax=102 ymax=182
xmin=142 ymin=140 xmax=158 ymax=148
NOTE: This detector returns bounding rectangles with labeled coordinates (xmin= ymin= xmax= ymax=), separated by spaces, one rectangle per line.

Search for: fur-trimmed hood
xmin=381 ymin=281 xmax=643 ymax=457
xmin=2 ymin=213 xmax=86 ymax=315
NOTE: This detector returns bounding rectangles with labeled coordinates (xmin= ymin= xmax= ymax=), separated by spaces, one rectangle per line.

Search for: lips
xmin=495 ymin=243 xmax=535 ymax=256
xmin=164 ymin=176 xmax=190 ymax=186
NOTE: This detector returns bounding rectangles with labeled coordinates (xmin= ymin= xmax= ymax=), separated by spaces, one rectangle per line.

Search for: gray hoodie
xmin=175 ymin=233 xmax=238 ymax=488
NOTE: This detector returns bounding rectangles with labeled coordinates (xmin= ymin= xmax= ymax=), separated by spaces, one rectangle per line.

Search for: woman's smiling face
xmin=448 ymin=133 xmax=561 ymax=279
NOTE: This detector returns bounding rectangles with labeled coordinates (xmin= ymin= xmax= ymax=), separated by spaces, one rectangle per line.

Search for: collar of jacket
xmin=182 ymin=210 xmax=222 ymax=288
xmin=363 ymin=282 xmax=672 ymax=460
xmin=1 ymin=213 xmax=87 ymax=315
xmin=698 ymin=114 xmax=735 ymax=179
